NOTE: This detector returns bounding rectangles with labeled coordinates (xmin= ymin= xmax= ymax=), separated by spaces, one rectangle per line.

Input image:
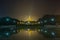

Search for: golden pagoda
xmin=27 ymin=16 xmax=33 ymax=22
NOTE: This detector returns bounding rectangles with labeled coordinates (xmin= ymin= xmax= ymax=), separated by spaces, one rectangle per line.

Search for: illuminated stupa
xmin=27 ymin=16 xmax=33 ymax=22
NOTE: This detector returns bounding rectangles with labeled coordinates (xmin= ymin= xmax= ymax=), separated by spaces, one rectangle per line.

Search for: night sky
xmin=0 ymin=0 xmax=60 ymax=21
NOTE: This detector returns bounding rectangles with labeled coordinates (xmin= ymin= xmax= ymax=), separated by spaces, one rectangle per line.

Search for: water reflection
xmin=19 ymin=29 xmax=39 ymax=37
xmin=0 ymin=28 xmax=18 ymax=37
xmin=0 ymin=26 xmax=59 ymax=40
xmin=11 ymin=29 xmax=45 ymax=40
xmin=0 ymin=27 xmax=46 ymax=40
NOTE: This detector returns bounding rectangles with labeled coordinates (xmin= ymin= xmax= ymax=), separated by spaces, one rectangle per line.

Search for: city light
xmin=40 ymin=29 xmax=43 ymax=32
xmin=27 ymin=29 xmax=30 ymax=31
xmin=40 ymin=21 xmax=43 ymax=24
xmin=13 ymin=20 xmax=16 ymax=23
xmin=5 ymin=32 xmax=10 ymax=36
xmin=51 ymin=32 xmax=55 ymax=36
xmin=44 ymin=30 xmax=47 ymax=33
xmin=38 ymin=29 xmax=40 ymax=32
xmin=6 ymin=18 xmax=10 ymax=21
xmin=10 ymin=28 xmax=14 ymax=30
xmin=51 ymin=18 xmax=54 ymax=21
xmin=13 ymin=30 xmax=16 ymax=33
xmin=38 ymin=22 xmax=40 ymax=24
xmin=44 ymin=20 xmax=47 ymax=23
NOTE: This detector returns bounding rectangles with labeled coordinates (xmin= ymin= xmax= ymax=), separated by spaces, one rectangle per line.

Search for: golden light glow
xmin=19 ymin=29 xmax=39 ymax=37
xmin=27 ymin=29 xmax=32 ymax=36
xmin=26 ymin=16 xmax=33 ymax=21
xmin=26 ymin=29 xmax=38 ymax=36
xmin=24 ymin=15 xmax=37 ymax=21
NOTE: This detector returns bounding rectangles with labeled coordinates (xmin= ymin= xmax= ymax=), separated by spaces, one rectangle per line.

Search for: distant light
xmin=10 ymin=28 xmax=13 ymax=30
xmin=27 ymin=29 xmax=30 ymax=31
xmin=5 ymin=32 xmax=10 ymax=36
xmin=38 ymin=29 xmax=40 ymax=31
xmin=38 ymin=22 xmax=40 ymax=24
xmin=26 ymin=23 xmax=28 ymax=24
xmin=44 ymin=20 xmax=47 ymax=23
xmin=13 ymin=20 xmax=16 ymax=23
xmin=27 ymin=21 xmax=30 ymax=24
xmin=20 ymin=29 xmax=24 ymax=32
xmin=44 ymin=30 xmax=47 ymax=33
xmin=51 ymin=32 xmax=55 ymax=36
xmin=40 ymin=21 xmax=43 ymax=24
xmin=51 ymin=18 xmax=54 ymax=21
xmin=40 ymin=29 xmax=43 ymax=32
xmin=6 ymin=18 xmax=10 ymax=21
xmin=20 ymin=30 xmax=22 ymax=32
xmin=13 ymin=30 xmax=16 ymax=32
xmin=26 ymin=21 xmax=31 ymax=25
